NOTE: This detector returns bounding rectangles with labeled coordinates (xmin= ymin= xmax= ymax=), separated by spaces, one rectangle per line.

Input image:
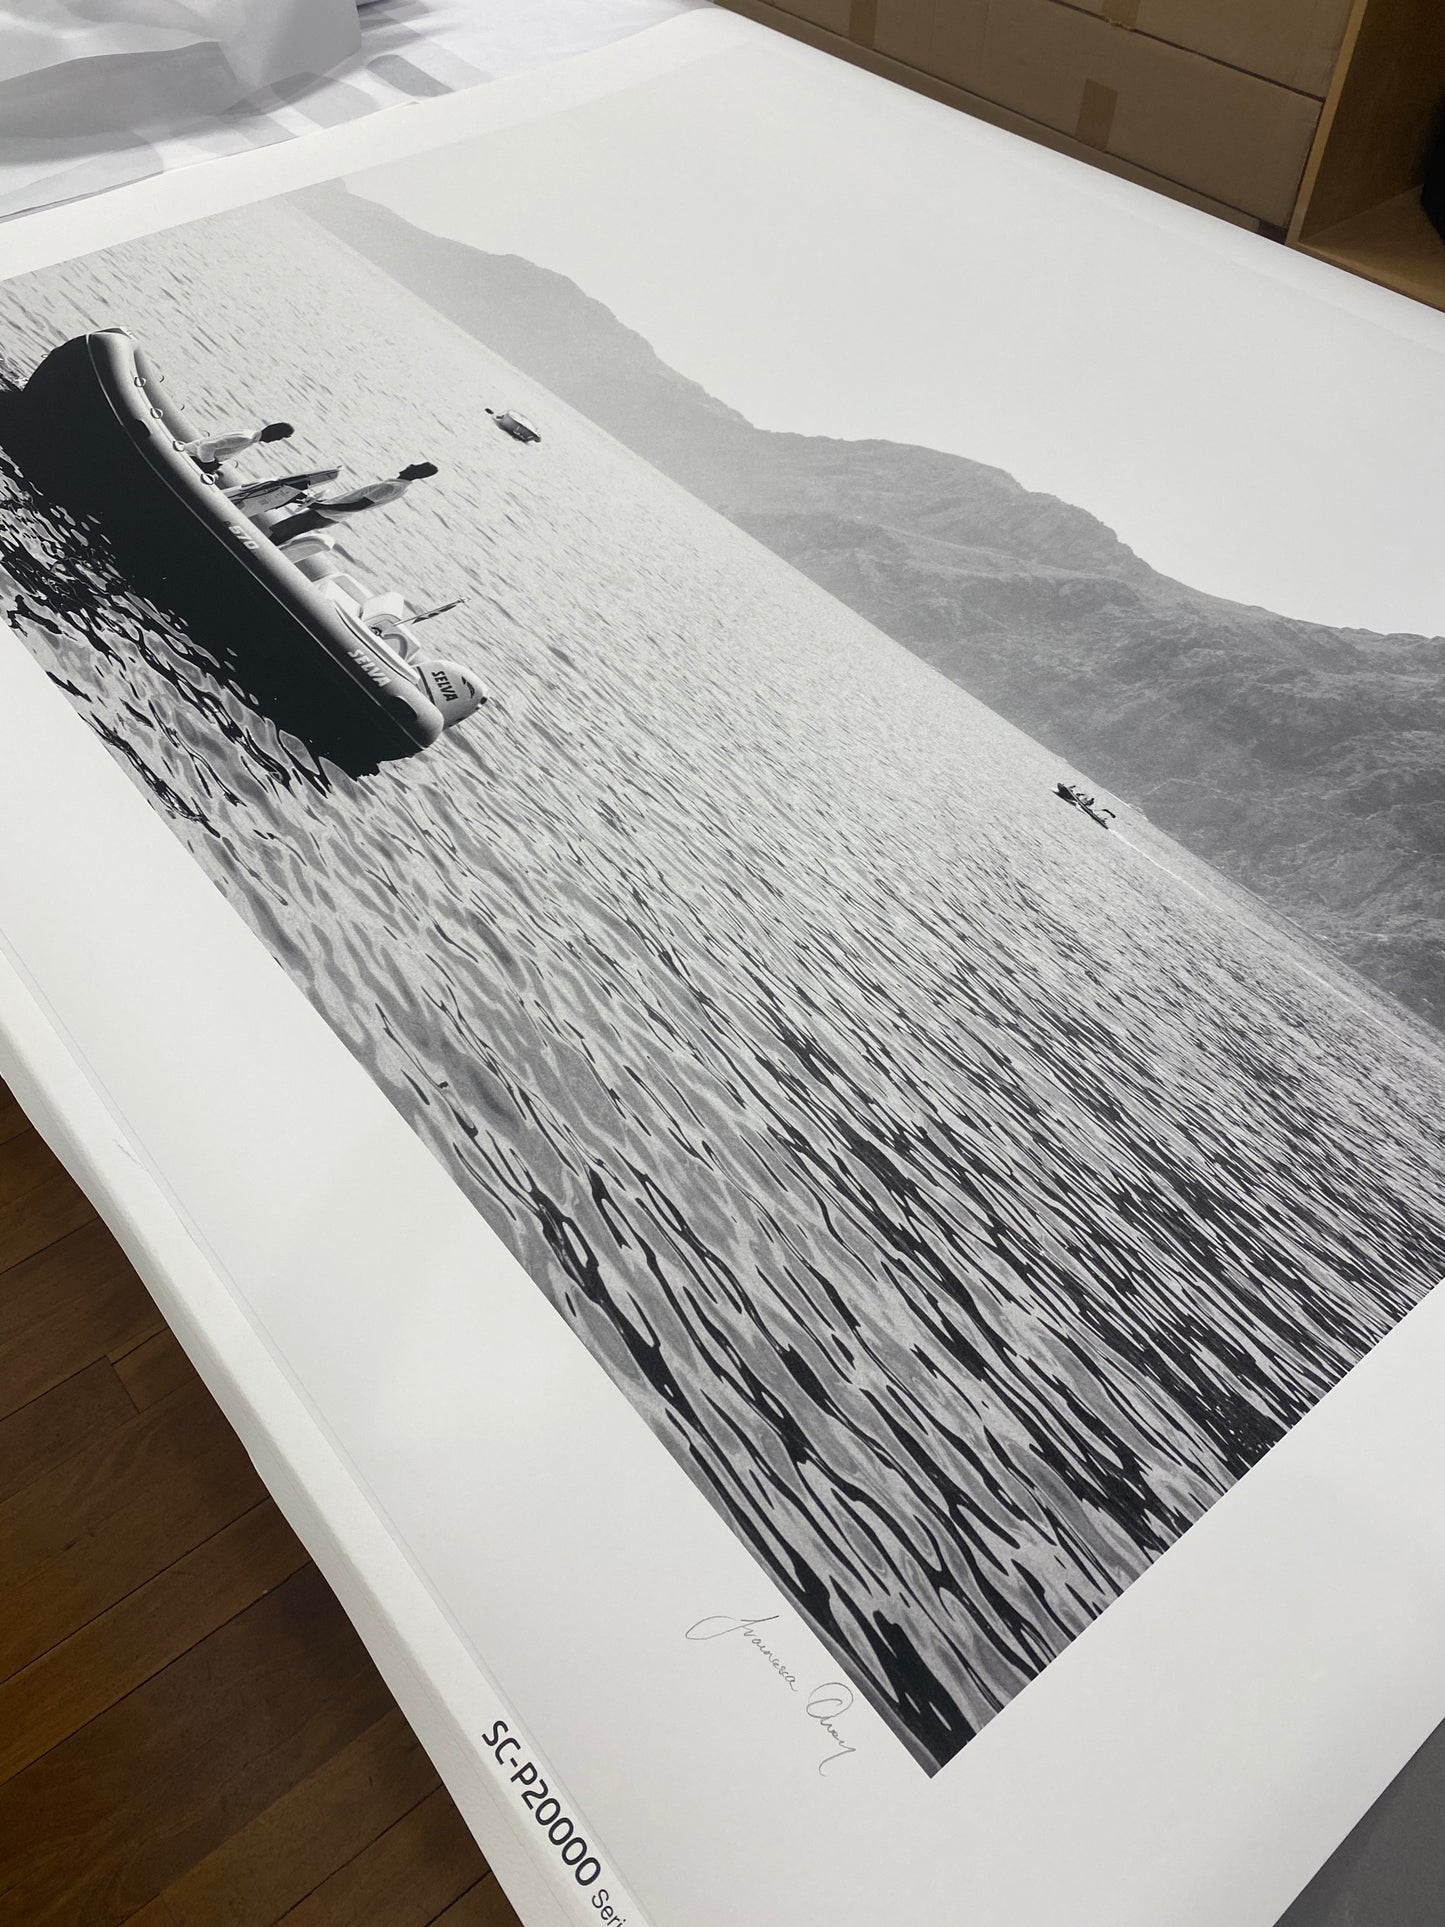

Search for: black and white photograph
xmin=1 ymin=21 xmax=1443 ymax=1801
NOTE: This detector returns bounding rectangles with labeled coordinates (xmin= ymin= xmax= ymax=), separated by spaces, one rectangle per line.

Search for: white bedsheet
xmin=0 ymin=0 xmax=705 ymax=220
xmin=0 ymin=0 xmax=356 ymax=87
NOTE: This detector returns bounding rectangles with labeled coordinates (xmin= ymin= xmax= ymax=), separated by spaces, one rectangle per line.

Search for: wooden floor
xmin=0 ymin=1080 xmax=521 ymax=1927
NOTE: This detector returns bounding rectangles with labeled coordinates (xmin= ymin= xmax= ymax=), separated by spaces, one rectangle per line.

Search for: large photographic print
xmin=2 ymin=50 xmax=1443 ymax=1777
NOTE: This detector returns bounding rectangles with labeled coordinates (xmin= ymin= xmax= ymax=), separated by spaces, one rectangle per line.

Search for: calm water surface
xmin=2 ymin=203 xmax=1443 ymax=1769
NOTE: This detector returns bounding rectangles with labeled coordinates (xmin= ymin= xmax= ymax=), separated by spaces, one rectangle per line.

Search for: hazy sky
xmin=349 ymin=30 xmax=1445 ymax=637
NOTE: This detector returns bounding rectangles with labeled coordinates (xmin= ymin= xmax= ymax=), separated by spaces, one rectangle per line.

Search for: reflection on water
xmin=2 ymin=203 xmax=1443 ymax=1770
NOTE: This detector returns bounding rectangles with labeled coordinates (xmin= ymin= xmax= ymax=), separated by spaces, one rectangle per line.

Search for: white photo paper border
xmin=1 ymin=17 xmax=1444 ymax=1926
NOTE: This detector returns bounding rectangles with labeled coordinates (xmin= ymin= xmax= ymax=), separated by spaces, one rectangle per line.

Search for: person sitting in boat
xmin=269 ymin=463 xmax=439 ymax=545
xmin=181 ymin=421 xmax=295 ymax=472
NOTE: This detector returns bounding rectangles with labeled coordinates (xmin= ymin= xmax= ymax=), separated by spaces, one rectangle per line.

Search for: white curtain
xmin=0 ymin=0 xmax=360 ymax=108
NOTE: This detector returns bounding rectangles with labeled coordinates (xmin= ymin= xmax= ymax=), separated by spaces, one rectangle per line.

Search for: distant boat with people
xmin=1055 ymin=781 xmax=1114 ymax=828
xmin=0 ymin=330 xmax=486 ymax=770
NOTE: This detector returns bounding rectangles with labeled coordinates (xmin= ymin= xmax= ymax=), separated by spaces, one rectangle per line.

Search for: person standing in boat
xmin=182 ymin=421 xmax=295 ymax=471
xmin=269 ymin=463 xmax=439 ymax=544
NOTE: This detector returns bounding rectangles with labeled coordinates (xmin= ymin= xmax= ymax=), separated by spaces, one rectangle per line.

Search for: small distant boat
xmin=487 ymin=408 xmax=541 ymax=445
xmin=2 ymin=331 xmax=486 ymax=769
xmin=1055 ymin=781 xmax=1114 ymax=828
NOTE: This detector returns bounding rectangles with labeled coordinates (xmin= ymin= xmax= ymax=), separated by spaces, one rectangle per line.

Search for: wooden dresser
xmin=718 ymin=0 xmax=1445 ymax=308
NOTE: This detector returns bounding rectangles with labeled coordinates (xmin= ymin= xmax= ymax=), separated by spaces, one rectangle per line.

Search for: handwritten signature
xmin=685 ymin=1614 xmax=858 ymax=1774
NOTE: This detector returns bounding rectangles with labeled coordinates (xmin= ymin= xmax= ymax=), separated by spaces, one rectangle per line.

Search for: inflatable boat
xmin=3 ymin=332 xmax=485 ymax=766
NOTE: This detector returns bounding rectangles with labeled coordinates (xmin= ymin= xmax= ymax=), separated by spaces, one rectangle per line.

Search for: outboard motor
xmin=416 ymin=657 xmax=487 ymax=729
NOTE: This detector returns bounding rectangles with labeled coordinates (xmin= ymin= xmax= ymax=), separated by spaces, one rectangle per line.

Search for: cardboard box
xmin=1056 ymin=0 xmax=1356 ymax=98
xmin=772 ymin=0 xmax=856 ymax=34
xmin=872 ymin=0 xmax=989 ymax=76
xmin=870 ymin=0 xmax=1322 ymax=223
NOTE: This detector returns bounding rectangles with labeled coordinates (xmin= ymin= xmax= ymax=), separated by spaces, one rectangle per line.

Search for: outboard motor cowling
xmin=416 ymin=657 xmax=487 ymax=728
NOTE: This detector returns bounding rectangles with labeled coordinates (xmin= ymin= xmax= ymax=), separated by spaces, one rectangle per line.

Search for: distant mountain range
xmin=303 ymin=183 xmax=1445 ymax=1029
